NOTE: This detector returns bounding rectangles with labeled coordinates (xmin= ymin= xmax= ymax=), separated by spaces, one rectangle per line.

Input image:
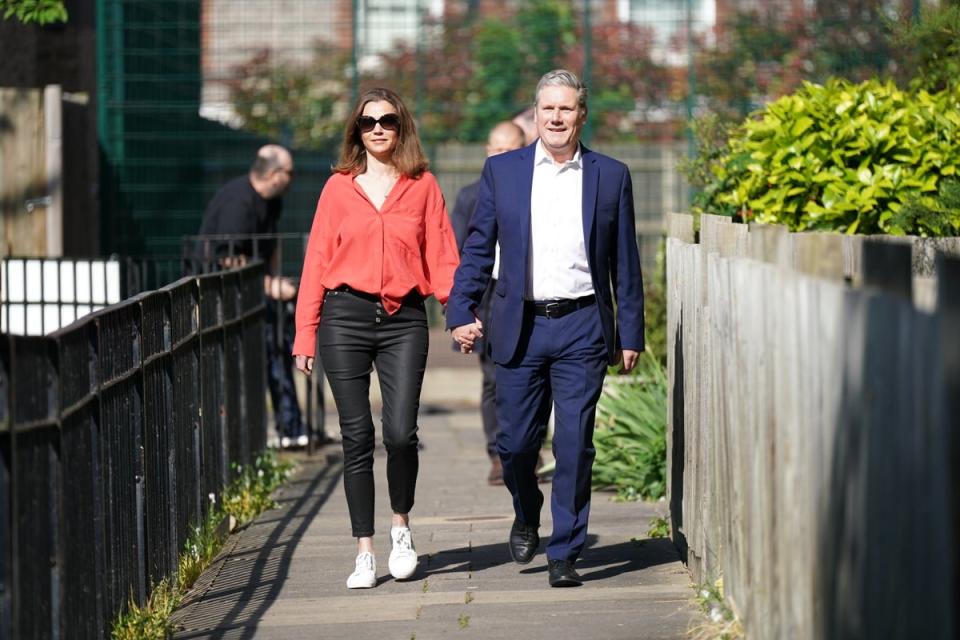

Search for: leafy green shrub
xmin=592 ymin=350 xmax=667 ymax=501
xmin=693 ymin=78 xmax=960 ymax=236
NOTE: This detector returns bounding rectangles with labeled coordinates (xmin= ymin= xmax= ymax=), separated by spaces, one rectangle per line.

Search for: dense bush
xmin=593 ymin=350 xmax=667 ymax=501
xmin=689 ymin=78 xmax=960 ymax=236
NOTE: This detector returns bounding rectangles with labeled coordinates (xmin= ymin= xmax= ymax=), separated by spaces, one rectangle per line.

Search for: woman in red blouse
xmin=293 ymin=88 xmax=459 ymax=589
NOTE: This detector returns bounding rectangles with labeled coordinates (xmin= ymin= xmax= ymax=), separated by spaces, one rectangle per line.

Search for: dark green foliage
xmin=644 ymin=239 xmax=667 ymax=367
xmin=593 ymin=351 xmax=667 ymax=501
xmin=890 ymin=3 xmax=960 ymax=93
xmin=0 ymin=0 xmax=67 ymax=24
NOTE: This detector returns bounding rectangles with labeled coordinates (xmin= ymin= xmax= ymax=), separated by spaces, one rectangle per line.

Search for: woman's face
xmin=358 ymin=100 xmax=400 ymax=159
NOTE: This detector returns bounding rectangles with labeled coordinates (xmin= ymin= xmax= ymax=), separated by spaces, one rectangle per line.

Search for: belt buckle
xmin=544 ymin=301 xmax=562 ymax=318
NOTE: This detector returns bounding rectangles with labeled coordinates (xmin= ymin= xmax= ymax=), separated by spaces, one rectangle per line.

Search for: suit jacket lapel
xmin=516 ymin=142 xmax=536 ymax=288
xmin=581 ymin=145 xmax=599 ymax=265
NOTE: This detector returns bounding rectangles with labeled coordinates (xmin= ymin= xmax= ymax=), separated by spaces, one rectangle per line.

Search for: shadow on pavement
xmin=174 ymin=454 xmax=344 ymax=639
xmin=422 ymin=533 xmax=679 ymax=583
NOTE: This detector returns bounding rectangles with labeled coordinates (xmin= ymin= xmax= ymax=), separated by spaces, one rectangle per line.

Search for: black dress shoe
xmin=547 ymin=559 xmax=582 ymax=587
xmin=508 ymin=519 xmax=540 ymax=564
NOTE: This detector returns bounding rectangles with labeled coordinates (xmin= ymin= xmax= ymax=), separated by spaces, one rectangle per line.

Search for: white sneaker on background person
xmin=346 ymin=551 xmax=376 ymax=589
xmin=296 ymin=434 xmax=309 ymax=447
xmin=388 ymin=526 xmax=418 ymax=580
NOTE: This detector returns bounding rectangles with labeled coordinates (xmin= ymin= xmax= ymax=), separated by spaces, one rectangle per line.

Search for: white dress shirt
xmin=526 ymin=141 xmax=594 ymax=300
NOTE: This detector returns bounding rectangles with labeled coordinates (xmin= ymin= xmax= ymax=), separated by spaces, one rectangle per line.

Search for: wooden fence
xmin=666 ymin=213 xmax=960 ymax=639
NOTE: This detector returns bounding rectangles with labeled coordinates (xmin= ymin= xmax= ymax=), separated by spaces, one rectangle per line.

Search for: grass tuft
xmin=689 ymin=577 xmax=744 ymax=640
xmin=111 ymin=451 xmax=294 ymax=639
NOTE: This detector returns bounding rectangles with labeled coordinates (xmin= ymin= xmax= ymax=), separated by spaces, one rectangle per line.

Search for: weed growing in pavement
xmin=458 ymin=614 xmax=471 ymax=629
xmin=647 ymin=516 xmax=671 ymax=539
xmin=111 ymin=452 xmax=294 ymax=639
xmin=689 ymin=577 xmax=743 ymax=640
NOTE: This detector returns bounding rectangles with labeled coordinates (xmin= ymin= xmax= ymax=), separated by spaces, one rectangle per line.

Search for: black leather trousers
xmin=318 ymin=287 xmax=428 ymax=538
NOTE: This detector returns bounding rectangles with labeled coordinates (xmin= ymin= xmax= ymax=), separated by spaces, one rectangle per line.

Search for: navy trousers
xmin=495 ymin=303 xmax=607 ymax=562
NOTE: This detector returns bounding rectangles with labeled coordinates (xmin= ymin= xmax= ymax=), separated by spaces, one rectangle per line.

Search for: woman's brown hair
xmin=333 ymin=88 xmax=429 ymax=179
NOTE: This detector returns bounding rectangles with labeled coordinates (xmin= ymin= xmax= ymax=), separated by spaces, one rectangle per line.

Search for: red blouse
xmin=292 ymin=171 xmax=460 ymax=357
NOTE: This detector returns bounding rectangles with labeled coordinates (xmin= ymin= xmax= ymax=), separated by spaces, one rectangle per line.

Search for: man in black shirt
xmin=197 ymin=145 xmax=306 ymax=447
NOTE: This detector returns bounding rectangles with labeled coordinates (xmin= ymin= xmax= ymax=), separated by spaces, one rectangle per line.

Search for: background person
xmin=449 ymin=121 xmax=525 ymax=485
xmin=196 ymin=144 xmax=306 ymax=448
xmin=447 ymin=70 xmax=645 ymax=588
xmin=293 ymin=88 xmax=460 ymax=589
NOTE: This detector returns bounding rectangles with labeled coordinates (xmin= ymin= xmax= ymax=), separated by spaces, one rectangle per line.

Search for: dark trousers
xmin=495 ymin=304 xmax=607 ymax=562
xmin=265 ymin=299 xmax=305 ymax=438
xmin=477 ymin=280 xmax=498 ymax=458
xmin=318 ymin=288 xmax=428 ymax=538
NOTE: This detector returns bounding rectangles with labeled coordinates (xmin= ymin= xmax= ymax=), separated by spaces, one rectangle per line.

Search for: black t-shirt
xmin=196 ymin=175 xmax=281 ymax=266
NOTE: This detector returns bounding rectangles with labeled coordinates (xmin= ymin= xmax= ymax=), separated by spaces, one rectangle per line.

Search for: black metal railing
xmin=0 ymin=262 xmax=266 ymax=639
xmin=184 ymin=233 xmax=327 ymax=450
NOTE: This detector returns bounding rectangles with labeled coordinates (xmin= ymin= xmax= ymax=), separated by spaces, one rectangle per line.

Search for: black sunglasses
xmin=357 ymin=113 xmax=400 ymax=133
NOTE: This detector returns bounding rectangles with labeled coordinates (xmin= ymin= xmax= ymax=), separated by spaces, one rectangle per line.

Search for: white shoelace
xmin=393 ymin=528 xmax=413 ymax=553
xmin=354 ymin=552 xmax=374 ymax=572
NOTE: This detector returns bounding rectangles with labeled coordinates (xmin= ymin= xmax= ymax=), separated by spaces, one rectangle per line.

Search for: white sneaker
xmin=346 ymin=552 xmax=376 ymax=589
xmin=296 ymin=434 xmax=309 ymax=447
xmin=388 ymin=527 xmax=418 ymax=580
xmin=280 ymin=436 xmax=291 ymax=449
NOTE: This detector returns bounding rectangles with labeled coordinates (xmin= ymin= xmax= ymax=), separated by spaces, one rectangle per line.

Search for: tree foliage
xmin=0 ymin=0 xmax=67 ymax=24
xmin=230 ymin=0 xmax=669 ymax=147
xmin=228 ymin=46 xmax=352 ymax=152
xmin=694 ymin=0 xmax=900 ymax=120
xmin=889 ymin=2 xmax=960 ymax=92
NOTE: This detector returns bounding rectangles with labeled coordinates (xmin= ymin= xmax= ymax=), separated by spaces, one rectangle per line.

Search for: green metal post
xmin=686 ymin=0 xmax=696 ymax=200
xmin=582 ymin=0 xmax=592 ymax=144
xmin=351 ymin=0 xmax=360 ymax=107
xmin=415 ymin=2 xmax=424 ymax=127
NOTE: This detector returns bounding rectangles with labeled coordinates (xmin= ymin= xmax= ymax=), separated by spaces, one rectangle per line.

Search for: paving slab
xmin=172 ymin=397 xmax=698 ymax=639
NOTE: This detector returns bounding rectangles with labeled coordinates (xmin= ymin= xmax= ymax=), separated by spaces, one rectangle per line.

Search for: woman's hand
xmin=295 ymin=355 xmax=314 ymax=376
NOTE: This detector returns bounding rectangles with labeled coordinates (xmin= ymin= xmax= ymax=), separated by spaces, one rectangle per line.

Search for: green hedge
xmin=693 ymin=79 xmax=960 ymax=236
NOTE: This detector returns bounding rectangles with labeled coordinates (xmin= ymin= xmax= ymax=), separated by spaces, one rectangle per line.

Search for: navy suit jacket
xmin=446 ymin=142 xmax=644 ymax=365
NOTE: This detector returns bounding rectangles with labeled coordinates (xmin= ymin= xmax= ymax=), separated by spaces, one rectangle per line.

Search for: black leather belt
xmin=331 ymin=284 xmax=421 ymax=305
xmin=527 ymin=295 xmax=596 ymax=319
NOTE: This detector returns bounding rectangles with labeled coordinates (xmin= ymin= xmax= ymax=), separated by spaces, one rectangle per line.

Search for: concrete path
xmin=173 ymin=335 xmax=698 ymax=639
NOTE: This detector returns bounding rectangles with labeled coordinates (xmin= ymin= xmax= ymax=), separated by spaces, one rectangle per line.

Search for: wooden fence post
xmin=861 ymin=238 xmax=912 ymax=300
xmin=939 ymin=255 xmax=960 ymax=630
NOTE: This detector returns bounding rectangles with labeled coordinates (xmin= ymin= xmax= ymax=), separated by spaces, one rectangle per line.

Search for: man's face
xmin=534 ymin=85 xmax=586 ymax=157
xmin=270 ymin=153 xmax=294 ymax=198
xmin=486 ymin=129 xmax=524 ymax=157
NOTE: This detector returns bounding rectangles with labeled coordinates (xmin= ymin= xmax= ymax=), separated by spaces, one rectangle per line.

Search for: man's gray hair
xmin=534 ymin=69 xmax=588 ymax=111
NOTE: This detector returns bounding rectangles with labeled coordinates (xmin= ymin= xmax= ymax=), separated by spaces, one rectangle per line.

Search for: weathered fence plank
xmin=667 ymin=220 xmax=958 ymax=638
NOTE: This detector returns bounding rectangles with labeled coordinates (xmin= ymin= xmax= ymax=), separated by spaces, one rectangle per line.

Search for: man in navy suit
xmin=449 ymin=121 xmax=527 ymax=485
xmin=447 ymin=69 xmax=644 ymax=587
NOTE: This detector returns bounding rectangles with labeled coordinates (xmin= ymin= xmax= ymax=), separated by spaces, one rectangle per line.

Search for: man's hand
xmin=264 ymin=275 xmax=298 ymax=301
xmin=617 ymin=349 xmax=641 ymax=374
xmin=451 ymin=321 xmax=484 ymax=354
xmin=295 ymin=355 xmax=314 ymax=376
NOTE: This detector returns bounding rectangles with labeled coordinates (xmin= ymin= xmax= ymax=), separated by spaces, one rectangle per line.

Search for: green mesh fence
xmin=96 ymin=0 xmax=911 ymax=270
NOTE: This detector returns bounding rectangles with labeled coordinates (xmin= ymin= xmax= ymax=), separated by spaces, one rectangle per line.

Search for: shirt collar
xmin=534 ymin=140 xmax=582 ymax=169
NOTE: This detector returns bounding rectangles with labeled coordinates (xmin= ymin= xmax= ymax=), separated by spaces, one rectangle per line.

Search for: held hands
xmin=295 ymin=355 xmax=314 ymax=376
xmin=617 ymin=349 xmax=640 ymax=374
xmin=451 ymin=320 xmax=484 ymax=354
